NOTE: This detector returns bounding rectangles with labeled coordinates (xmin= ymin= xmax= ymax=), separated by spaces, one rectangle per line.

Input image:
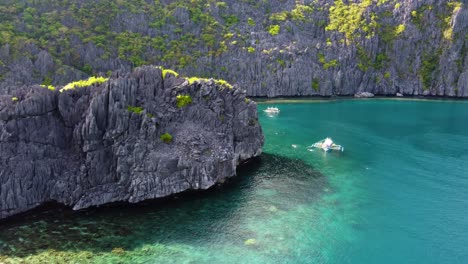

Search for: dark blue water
xmin=1 ymin=99 xmax=467 ymax=263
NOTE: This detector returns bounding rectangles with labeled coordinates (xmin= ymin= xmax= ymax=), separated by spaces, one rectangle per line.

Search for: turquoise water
xmin=1 ymin=99 xmax=468 ymax=263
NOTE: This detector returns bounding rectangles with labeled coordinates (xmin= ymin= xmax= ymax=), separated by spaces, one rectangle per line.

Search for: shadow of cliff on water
xmin=0 ymin=153 xmax=328 ymax=260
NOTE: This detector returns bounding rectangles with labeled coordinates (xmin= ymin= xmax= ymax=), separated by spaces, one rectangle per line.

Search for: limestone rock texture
xmin=0 ymin=0 xmax=467 ymax=97
xmin=354 ymin=92 xmax=375 ymax=98
xmin=0 ymin=66 xmax=263 ymax=219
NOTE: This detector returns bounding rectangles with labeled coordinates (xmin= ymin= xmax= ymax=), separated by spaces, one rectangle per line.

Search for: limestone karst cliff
xmin=0 ymin=0 xmax=467 ymax=97
xmin=0 ymin=66 xmax=263 ymax=219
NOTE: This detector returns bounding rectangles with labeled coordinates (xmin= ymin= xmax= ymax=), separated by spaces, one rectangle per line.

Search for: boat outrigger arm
xmin=307 ymin=138 xmax=344 ymax=152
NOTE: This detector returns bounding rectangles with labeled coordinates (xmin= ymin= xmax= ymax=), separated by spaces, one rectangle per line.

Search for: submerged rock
xmin=268 ymin=205 xmax=278 ymax=212
xmin=0 ymin=66 xmax=263 ymax=220
xmin=244 ymin=238 xmax=257 ymax=246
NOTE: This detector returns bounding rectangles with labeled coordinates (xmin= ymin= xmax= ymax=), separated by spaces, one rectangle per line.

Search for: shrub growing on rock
xmin=156 ymin=66 xmax=179 ymax=79
xmin=160 ymin=133 xmax=173 ymax=143
xmin=127 ymin=106 xmax=143 ymax=114
xmin=268 ymin=25 xmax=280 ymax=36
xmin=40 ymin=84 xmax=56 ymax=91
xmin=176 ymin=94 xmax=192 ymax=108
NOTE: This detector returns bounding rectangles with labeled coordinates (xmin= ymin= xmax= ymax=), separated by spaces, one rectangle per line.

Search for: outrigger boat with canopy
xmin=307 ymin=137 xmax=344 ymax=152
xmin=264 ymin=107 xmax=280 ymax=114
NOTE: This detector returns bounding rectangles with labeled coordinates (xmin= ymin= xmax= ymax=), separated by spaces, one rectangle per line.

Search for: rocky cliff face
xmin=0 ymin=0 xmax=467 ymax=97
xmin=0 ymin=66 xmax=263 ymax=220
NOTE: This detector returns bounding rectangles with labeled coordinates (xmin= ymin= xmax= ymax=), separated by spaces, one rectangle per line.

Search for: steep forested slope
xmin=0 ymin=0 xmax=467 ymax=97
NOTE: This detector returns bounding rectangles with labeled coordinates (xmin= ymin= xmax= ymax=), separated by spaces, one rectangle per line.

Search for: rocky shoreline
xmin=0 ymin=66 xmax=263 ymax=220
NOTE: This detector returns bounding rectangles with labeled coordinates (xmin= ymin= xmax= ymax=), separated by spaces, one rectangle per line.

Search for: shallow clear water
xmin=1 ymin=99 xmax=468 ymax=263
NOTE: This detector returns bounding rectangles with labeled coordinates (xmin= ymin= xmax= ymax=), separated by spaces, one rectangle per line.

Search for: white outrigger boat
xmin=264 ymin=107 xmax=280 ymax=114
xmin=308 ymin=137 xmax=344 ymax=152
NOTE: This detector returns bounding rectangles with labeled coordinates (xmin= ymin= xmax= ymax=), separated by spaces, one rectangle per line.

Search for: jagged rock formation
xmin=0 ymin=0 xmax=467 ymax=97
xmin=0 ymin=66 xmax=263 ymax=220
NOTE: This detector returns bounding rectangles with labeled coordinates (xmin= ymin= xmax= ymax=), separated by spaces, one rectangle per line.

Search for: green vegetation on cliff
xmin=0 ymin=0 xmax=465 ymax=96
xmin=443 ymin=1 xmax=462 ymax=41
xmin=157 ymin=66 xmax=180 ymax=80
xmin=61 ymin=76 xmax=108 ymax=91
xmin=318 ymin=53 xmax=339 ymax=70
xmin=0 ymin=0 xmax=324 ymax=77
xmin=160 ymin=133 xmax=173 ymax=143
xmin=176 ymin=94 xmax=192 ymax=108
xmin=420 ymin=52 xmax=440 ymax=90
xmin=127 ymin=106 xmax=144 ymax=114
xmin=326 ymin=0 xmax=374 ymax=41
xmin=40 ymin=84 xmax=56 ymax=91
xmin=0 ymin=0 xmax=236 ymax=72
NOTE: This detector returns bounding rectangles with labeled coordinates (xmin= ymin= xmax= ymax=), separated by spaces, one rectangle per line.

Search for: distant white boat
xmin=264 ymin=107 xmax=280 ymax=114
xmin=308 ymin=137 xmax=344 ymax=152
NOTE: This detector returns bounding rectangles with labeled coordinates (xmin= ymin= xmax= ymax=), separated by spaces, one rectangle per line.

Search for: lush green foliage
xmin=326 ymin=0 xmax=373 ymax=41
xmin=395 ymin=24 xmax=406 ymax=35
xmin=420 ymin=52 xmax=440 ymax=90
xmin=127 ymin=106 xmax=144 ymax=114
xmin=156 ymin=66 xmax=180 ymax=79
xmin=162 ymin=68 xmax=179 ymax=79
xmin=276 ymin=58 xmax=286 ymax=67
xmin=443 ymin=1 xmax=462 ymax=41
xmin=186 ymin=77 xmax=205 ymax=85
xmin=318 ymin=53 xmax=339 ymax=70
xmin=214 ymin=79 xmax=233 ymax=89
xmin=311 ymin=79 xmax=319 ymax=91
xmin=223 ymin=14 xmax=239 ymax=27
xmin=356 ymin=46 xmax=388 ymax=72
xmin=290 ymin=4 xmax=314 ymax=21
xmin=268 ymin=25 xmax=280 ymax=36
xmin=176 ymin=94 xmax=192 ymax=108
xmin=269 ymin=3 xmax=313 ymax=22
xmin=61 ymin=77 xmax=108 ymax=91
xmin=0 ymin=0 xmax=243 ymax=73
xmin=380 ymin=24 xmax=406 ymax=44
xmin=411 ymin=5 xmax=432 ymax=30
xmin=357 ymin=46 xmax=372 ymax=71
xmin=0 ymin=0 xmax=461 ymax=90
xmin=160 ymin=133 xmax=173 ymax=143
xmin=270 ymin=12 xmax=288 ymax=22
xmin=186 ymin=77 xmax=233 ymax=89
xmin=325 ymin=0 xmax=414 ymax=45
